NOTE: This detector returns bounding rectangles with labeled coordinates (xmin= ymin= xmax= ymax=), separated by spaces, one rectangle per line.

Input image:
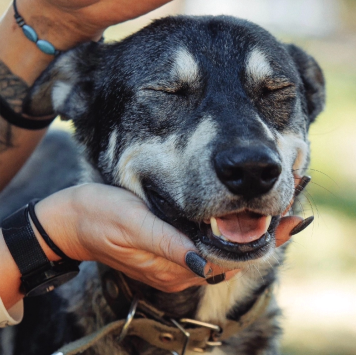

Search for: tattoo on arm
xmin=0 ymin=59 xmax=29 ymax=151
xmin=0 ymin=119 xmax=13 ymax=152
xmin=0 ymin=60 xmax=29 ymax=113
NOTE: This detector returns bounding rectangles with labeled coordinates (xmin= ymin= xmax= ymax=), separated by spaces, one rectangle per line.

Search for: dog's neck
xmin=99 ymin=256 xmax=280 ymax=328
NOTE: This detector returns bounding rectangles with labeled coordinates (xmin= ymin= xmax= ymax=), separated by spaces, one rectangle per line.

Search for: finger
xmin=294 ymin=175 xmax=311 ymax=197
xmin=282 ymin=175 xmax=311 ymax=216
xmin=103 ymin=246 xmax=204 ymax=285
xmin=124 ymin=207 xmax=200 ymax=271
xmin=225 ymin=269 xmax=241 ymax=280
xmin=201 ymin=265 xmax=241 ymax=282
xmin=275 ymin=216 xmax=303 ymax=247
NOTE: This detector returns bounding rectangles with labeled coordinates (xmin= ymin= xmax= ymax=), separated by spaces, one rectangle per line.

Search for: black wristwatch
xmin=1 ymin=203 xmax=80 ymax=297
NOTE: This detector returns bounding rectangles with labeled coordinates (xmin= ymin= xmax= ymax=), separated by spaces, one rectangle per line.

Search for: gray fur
xmin=1 ymin=16 xmax=325 ymax=355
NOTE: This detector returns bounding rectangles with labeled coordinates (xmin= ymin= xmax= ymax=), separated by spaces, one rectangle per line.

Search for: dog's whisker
xmin=293 ymin=196 xmax=307 ymax=218
xmin=270 ymin=254 xmax=281 ymax=266
xmin=300 ymin=191 xmax=319 ymax=223
xmin=306 ymin=181 xmax=338 ymax=201
xmin=252 ymin=264 xmax=265 ymax=283
xmin=293 ymin=168 xmax=339 ymax=188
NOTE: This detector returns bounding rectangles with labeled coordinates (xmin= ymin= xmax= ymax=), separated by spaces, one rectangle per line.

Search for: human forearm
xmin=0 ymin=0 xmax=173 ymax=190
xmin=0 ymin=203 xmax=62 ymax=309
xmin=0 ymin=228 xmax=23 ymax=309
xmin=0 ymin=0 xmax=90 ymax=190
xmin=0 ymin=0 xmax=173 ymax=84
xmin=0 ymin=51 xmax=47 ymax=190
xmin=0 ymin=183 xmax=210 ymax=309
xmin=0 ymin=115 xmax=47 ymax=191
xmin=0 ymin=0 xmax=101 ymax=85
xmin=0 ymin=2 xmax=58 ymax=190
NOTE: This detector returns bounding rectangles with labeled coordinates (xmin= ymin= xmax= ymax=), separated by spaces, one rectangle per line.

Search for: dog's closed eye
xmin=142 ymin=83 xmax=191 ymax=96
xmin=246 ymin=77 xmax=297 ymax=129
xmin=263 ymin=78 xmax=295 ymax=94
xmin=260 ymin=78 xmax=296 ymax=103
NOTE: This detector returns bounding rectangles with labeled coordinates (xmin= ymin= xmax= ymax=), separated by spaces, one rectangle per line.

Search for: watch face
xmin=26 ymin=271 xmax=79 ymax=297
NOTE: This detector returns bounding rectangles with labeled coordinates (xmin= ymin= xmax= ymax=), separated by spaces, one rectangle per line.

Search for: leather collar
xmin=51 ymin=263 xmax=273 ymax=355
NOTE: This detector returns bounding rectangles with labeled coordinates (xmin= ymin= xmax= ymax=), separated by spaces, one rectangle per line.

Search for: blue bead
xmin=22 ymin=25 xmax=38 ymax=42
xmin=37 ymin=40 xmax=56 ymax=55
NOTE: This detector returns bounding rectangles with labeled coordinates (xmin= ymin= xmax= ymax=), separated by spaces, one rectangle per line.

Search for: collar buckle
xmin=170 ymin=318 xmax=223 ymax=355
xmin=116 ymin=295 xmax=138 ymax=344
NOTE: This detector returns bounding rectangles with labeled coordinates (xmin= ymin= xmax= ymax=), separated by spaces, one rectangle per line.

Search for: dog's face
xmin=26 ymin=16 xmax=325 ymax=269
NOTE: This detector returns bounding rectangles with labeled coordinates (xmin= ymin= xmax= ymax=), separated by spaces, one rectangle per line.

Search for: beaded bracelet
xmin=13 ymin=0 xmax=60 ymax=56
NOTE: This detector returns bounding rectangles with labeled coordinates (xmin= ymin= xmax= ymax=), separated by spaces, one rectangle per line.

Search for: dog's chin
xmin=145 ymin=186 xmax=280 ymax=265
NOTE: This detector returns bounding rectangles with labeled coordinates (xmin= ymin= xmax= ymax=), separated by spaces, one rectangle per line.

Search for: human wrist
xmin=0 ymin=4 xmax=53 ymax=86
xmin=0 ymin=1 xmax=102 ymax=86
xmin=34 ymin=188 xmax=88 ymax=262
xmin=28 ymin=213 xmax=62 ymax=262
xmin=14 ymin=0 xmax=104 ymax=51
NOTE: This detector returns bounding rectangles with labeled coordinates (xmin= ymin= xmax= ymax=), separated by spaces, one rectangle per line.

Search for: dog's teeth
xmin=210 ymin=217 xmax=222 ymax=237
xmin=266 ymin=215 xmax=272 ymax=228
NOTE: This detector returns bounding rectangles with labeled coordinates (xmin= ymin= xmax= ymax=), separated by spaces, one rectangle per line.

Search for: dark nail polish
xmin=294 ymin=175 xmax=311 ymax=198
xmin=206 ymin=273 xmax=226 ymax=285
xmin=290 ymin=216 xmax=314 ymax=235
xmin=185 ymin=251 xmax=209 ymax=278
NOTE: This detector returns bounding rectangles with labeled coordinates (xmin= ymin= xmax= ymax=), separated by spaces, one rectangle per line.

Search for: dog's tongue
xmin=214 ymin=211 xmax=270 ymax=244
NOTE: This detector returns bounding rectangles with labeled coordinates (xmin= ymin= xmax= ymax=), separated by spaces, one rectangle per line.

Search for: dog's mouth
xmin=145 ymin=184 xmax=278 ymax=262
xmin=204 ymin=212 xmax=272 ymax=244
xmin=199 ymin=211 xmax=278 ymax=261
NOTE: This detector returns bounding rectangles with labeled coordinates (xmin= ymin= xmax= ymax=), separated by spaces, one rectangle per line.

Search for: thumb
xmin=128 ymin=208 xmax=200 ymax=269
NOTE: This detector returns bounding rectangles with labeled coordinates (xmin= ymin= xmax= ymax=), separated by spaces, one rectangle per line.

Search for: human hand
xmin=275 ymin=175 xmax=313 ymax=247
xmin=33 ymin=176 xmax=311 ymax=292
xmin=34 ymin=183 xmax=239 ymax=293
xmin=0 ymin=180 xmax=309 ymax=310
xmin=18 ymin=0 xmax=173 ymax=49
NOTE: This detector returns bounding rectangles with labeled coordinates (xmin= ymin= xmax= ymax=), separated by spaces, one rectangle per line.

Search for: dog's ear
xmin=285 ymin=44 xmax=325 ymax=124
xmin=23 ymin=42 xmax=102 ymax=121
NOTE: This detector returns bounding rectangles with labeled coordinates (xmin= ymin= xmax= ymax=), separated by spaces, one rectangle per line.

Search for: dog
xmin=0 ymin=15 xmax=325 ymax=355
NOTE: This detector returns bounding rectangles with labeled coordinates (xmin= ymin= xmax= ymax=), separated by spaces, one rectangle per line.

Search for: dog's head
xmin=25 ymin=16 xmax=325 ymax=268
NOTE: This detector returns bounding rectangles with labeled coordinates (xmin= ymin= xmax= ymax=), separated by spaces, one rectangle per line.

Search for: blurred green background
xmin=1 ymin=0 xmax=355 ymax=353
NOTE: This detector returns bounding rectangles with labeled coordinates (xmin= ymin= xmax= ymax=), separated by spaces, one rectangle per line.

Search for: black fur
xmin=2 ymin=16 xmax=325 ymax=355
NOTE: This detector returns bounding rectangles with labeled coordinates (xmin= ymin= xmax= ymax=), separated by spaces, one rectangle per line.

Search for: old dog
xmin=1 ymin=15 xmax=325 ymax=355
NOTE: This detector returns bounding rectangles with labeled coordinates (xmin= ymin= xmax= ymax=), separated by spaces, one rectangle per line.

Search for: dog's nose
xmin=214 ymin=145 xmax=282 ymax=199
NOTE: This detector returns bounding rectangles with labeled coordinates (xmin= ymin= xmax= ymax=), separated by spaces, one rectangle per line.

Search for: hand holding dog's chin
xmin=34 ymin=183 xmax=212 ymax=292
xmin=34 ymin=183 xmax=301 ymax=292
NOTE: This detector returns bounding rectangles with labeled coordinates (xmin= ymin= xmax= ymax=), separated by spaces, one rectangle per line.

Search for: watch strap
xmin=2 ymin=204 xmax=50 ymax=275
xmin=21 ymin=260 xmax=80 ymax=297
xmin=1 ymin=204 xmax=80 ymax=296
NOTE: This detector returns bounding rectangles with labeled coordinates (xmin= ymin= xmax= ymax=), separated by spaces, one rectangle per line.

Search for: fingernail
xmin=206 ymin=273 xmax=226 ymax=285
xmin=294 ymin=175 xmax=311 ymax=198
xmin=185 ymin=251 xmax=211 ymax=278
xmin=205 ymin=268 xmax=213 ymax=277
xmin=290 ymin=216 xmax=314 ymax=235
